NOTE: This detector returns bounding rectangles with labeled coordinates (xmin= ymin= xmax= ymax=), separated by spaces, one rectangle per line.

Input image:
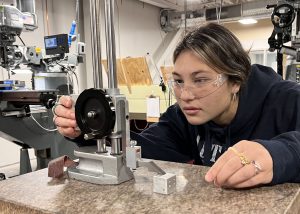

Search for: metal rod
xmin=89 ymin=0 xmax=102 ymax=88
xmin=104 ymin=0 xmax=118 ymax=90
xmin=16 ymin=0 xmax=36 ymax=13
xmin=110 ymin=137 xmax=121 ymax=155
xmin=96 ymin=138 xmax=107 ymax=153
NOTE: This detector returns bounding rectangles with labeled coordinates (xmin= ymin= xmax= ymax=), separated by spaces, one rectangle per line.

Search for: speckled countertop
xmin=0 ymin=160 xmax=299 ymax=214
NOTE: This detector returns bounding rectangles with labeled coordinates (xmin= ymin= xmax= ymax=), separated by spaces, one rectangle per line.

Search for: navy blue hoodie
xmin=131 ymin=64 xmax=300 ymax=185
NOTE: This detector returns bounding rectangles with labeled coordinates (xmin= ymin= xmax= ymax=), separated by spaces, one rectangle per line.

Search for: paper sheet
xmin=146 ymin=97 xmax=160 ymax=118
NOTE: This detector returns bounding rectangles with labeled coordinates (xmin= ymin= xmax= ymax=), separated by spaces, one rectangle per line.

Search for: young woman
xmin=53 ymin=23 xmax=300 ymax=188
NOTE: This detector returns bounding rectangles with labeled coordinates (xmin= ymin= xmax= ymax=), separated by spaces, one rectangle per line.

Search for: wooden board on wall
xmin=121 ymin=57 xmax=152 ymax=86
xmin=160 ymin=66 xmax=174 ymax=83
xmin=102 ymin=59 xmax=128 ymax=85
xmin=102 ymin=57 xmax=153 ymax=86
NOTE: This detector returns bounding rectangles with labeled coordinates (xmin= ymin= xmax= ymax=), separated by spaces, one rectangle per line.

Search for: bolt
xmin=87 ymin=111 xmax=96 ymax=118
xmin=130 ymin=140 xmax=137 ymax=147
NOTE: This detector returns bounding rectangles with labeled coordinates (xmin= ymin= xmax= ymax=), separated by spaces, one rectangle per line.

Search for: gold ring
xmin=228 ymin=147 xmax=251 ymax=166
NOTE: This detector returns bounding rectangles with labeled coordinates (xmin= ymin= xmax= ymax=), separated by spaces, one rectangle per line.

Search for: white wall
xmin=224 ymin=19 xmax=274 ymax=51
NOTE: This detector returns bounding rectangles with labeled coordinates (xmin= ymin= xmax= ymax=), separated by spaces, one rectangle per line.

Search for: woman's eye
xmin=194 ymin=78 xmax=209 ymax=84
xmin=174 ymin=79 xmax=183 ymax=84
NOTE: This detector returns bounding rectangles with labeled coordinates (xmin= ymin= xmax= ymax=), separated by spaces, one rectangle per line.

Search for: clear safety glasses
xmin=167 ymin=73 xmax=227 ymax=99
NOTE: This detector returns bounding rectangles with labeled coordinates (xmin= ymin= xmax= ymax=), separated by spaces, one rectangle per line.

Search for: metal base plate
xmin=68 ymin=146 xmax=133 ymax=185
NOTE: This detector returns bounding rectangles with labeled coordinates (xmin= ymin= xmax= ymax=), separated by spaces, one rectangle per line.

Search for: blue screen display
xmin=45 ymin=37 xmax=57 ymax=49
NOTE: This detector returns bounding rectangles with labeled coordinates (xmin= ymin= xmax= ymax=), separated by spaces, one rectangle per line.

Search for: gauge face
xmin=75 ymin=88 xmax=115 ymax=138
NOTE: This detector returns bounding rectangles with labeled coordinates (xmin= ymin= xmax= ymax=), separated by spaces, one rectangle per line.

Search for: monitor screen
xmin=45 ymin=37 xmax=57 ymax=49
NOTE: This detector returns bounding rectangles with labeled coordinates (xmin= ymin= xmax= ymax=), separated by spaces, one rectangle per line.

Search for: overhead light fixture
xmin=238 ymin=18 xmax=258 ymax=25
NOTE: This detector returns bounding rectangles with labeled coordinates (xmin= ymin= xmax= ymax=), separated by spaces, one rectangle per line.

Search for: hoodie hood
xmin=207 ymin=64 xmax=282 ymax=139
xmin=229 ymin=64 xmax=282 ymax=138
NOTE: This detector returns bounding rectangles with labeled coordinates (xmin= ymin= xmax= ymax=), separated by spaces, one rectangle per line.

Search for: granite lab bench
xmin=0 ymin=160 xmax=299 ymax=214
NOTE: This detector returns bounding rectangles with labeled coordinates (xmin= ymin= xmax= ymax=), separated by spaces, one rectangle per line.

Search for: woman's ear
xmin=231 ymin=83 xmax=241 ymax=94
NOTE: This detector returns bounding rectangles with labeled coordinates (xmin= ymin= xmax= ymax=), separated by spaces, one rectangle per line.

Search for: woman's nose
xmin=179 ymin=87 xmax=195 ymax=100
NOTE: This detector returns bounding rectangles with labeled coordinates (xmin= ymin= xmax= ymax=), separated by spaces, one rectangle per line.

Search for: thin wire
xmin=133 ymin=119 xmax=149 ymax=131
xmin=17 ymin=35 xmax=25 ymax=46
xmin=66 ymin=70 xmax=71 ymax=94
xmin=163 ymin=88 xmax=168 ymax=107
xmin=69 ymin=69 xmax=79 ymax=94
xmin=30 ymin=115 xmax=57 ymax=132
xmin=55 ymin=61 xmax=79 ymax=94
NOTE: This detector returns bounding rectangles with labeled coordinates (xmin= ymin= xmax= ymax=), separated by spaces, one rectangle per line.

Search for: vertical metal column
xmin=104 ymin=0 xmax=118 ymax=91
xmin=89 ymin=0 xmax=103 ymax=88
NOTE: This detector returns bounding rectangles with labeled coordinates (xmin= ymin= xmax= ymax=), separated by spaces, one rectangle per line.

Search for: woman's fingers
xmin=54 ymin=104 xmax=75 ymax=120
xmin=205 ymin=149 xmax=234 ymax=182
xmin=53 ymin=116 xmax=77 ymax=128
xmin=205 ymin=140 xmax=273 ymax=189
xmin=223 ymin=162 xmax=257 ymax=187
xmin=57 ymin=126 xmax=81 ymax=139
xmin=59 ymin=96 xmax=73 ymax=108
xmin=213 ymin=155 xmax=243 ymax=186
xmin=52 ymin=96 xmax=81 ymax=139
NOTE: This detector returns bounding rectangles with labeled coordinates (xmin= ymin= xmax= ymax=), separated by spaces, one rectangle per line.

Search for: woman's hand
xmin=53 ymin=96 xmax=81 ymax=139
xmin=205 ymin=140 xmax=273 ymax=188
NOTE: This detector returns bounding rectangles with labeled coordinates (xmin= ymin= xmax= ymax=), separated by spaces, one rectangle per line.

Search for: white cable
xmin=30 ymin=115 xmax=57 ymax=132
xmin=67 ymin=69 xmax=71 ymax=95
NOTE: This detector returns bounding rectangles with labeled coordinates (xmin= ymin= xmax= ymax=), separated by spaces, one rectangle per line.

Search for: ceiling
xmin=139 ymin=0 xmax=278 ymax=11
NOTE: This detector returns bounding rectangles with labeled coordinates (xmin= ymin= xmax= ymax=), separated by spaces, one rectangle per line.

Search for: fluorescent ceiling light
xmin=238 ymin=18 xmax=258 ymax=25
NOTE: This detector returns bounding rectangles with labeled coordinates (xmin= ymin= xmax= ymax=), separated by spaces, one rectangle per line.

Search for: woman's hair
xmin=173 ymin=23 xmax=251 ymax=86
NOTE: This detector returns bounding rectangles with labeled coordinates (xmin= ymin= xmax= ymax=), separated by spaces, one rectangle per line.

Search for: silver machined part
xmin=84 ymin=133 xmax=95 ymax=140
xmin=137 ymin=159 xmax=166 ymax=175
xmin=89 ymin=0 xmax=103 ymax=88
xmin=96 ymin=138 xmax=107 ymax=153
xmin=130 ymin=140 xmax=137 ymax=147
xmin=87 ymin=110 xmax=97 ymax=118
xmin=153 ymin=173 xmax=176 ymax=195
xmin=126 ymin=145 xmax=141 ymax=169
xmin=104 ymin=0 xmax=118 ymax=89
xmin=109 ymin=94 xmax=130 ymax=151
xmin=69 ymin=0 xmax=133 ymax=186
xmin=110 ymin=137 xmax=121 ymax=155
xmin=68 ymin=146 xmax=133 ymax=185
xmin=106 ymin=88 xmax=120 ymax=96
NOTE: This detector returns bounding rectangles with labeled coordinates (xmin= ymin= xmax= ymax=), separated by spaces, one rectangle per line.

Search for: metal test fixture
xmin=67 ymin=0 xmax=176 ymax=194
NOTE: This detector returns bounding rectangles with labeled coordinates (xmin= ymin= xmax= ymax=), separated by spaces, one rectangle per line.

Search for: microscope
xmin=268 ymin=0 xmax=300 ymax=81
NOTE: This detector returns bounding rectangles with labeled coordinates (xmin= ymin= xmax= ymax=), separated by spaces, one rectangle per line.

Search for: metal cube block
xmin=153 ymin=173 xmax=176 ymax=195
